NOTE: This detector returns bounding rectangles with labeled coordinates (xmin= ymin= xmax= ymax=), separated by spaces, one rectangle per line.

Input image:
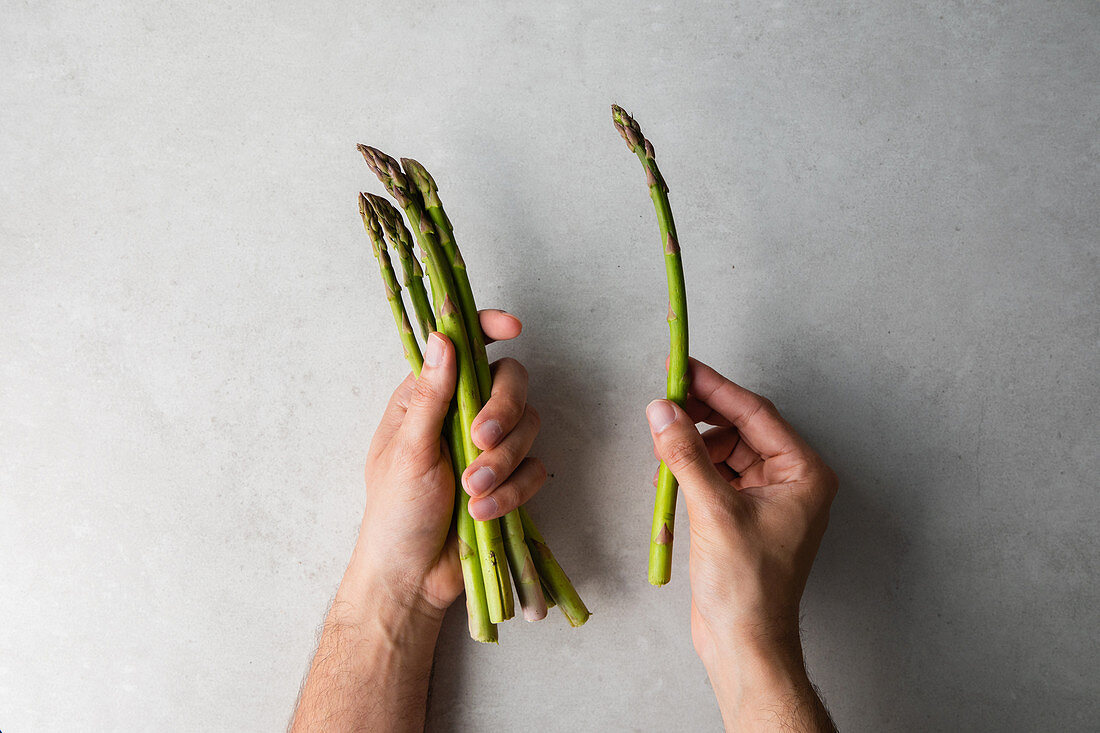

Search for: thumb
xmin=646 ymin=399 xmax=734 ymax=521
xmin=401 ymin=332 xmax=458 ymax=446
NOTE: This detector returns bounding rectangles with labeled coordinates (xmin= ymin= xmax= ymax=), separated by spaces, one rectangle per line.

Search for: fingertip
xmin=423 ymin=332 xmax=451 ymax=369
xmin=646 ymin=399 xmax=677 ymax=434
xmin=473 ymin=418 xmax=504 ymax=450
xmin=479 ymin=309 xmax=522 ymax=342
xmin=463 ymin=465 xmax=496 ymax=497
xmin=468 ymin=494 xmax=499 ymax=520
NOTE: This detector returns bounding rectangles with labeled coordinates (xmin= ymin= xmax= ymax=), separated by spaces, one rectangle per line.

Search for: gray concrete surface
xmin=2 ymin=1 xmax=1097 ymax=730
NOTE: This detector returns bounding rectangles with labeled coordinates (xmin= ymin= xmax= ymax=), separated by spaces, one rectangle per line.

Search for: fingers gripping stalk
xmin=611 ymin=105 xmax=690 ymax=586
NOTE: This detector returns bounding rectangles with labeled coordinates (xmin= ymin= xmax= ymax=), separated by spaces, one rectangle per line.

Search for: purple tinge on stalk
xmin=357 ymin=144 xmax=412 ymax=207
xmin=664 ymin=232 xmax=680 ymax=254
xmin=441 ymin=293 xmax=459 ymax=318
xmin=520 ymin=556 xmax=546 ymax=622
xmin=655 ymin=523 xmax=673 ymax=545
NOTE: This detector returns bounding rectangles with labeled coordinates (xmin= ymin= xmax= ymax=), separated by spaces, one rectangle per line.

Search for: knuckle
xmin=494 ymin=483 xmax=521 ymax=515
xmin=504 ymin=395 xmax=526 ymax=418
xmin=492 ymin=439 xmax=524 ymax=475
xmin=501 ymin=357 xmax=528 ymax=383
xmin=529 ymin=457 xmax=548 ymax=482
xmin=822 ymin=465 xmax=839 ymax=498
xmin=493 ymin=357 xmax=528 ymax=385
xmin=412 ymin=378 xmax=440 ymax=406
xmin=525 ymin=404 xmax=541 ymax=431
xmin=663 ymin=437 xmax=704 ymax=473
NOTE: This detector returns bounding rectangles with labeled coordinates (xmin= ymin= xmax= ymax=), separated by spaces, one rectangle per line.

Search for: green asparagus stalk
xmin=401 ymin=157 xmax=548 ymax=622
xmin=358 ymin=144 xmax=515 ymax=623
xmin=611 ymin=105 xmax=690 ymax=586
xmin=358 ymin=194 xmax=423 ymax=373
xmin=518 ymin=507 xmax=590 ymax=627
xmin=448 ymin=411 xmax=499 ymax=642
xmin=400 ymin=159 xmax=492 ymax=399
xmin=358 ymin=196 xmax=497 ymax=642
xmin=541 ymin=578 xmax=557 ymax=610
xmin=365 ymin=193 xmax=437 ymax=340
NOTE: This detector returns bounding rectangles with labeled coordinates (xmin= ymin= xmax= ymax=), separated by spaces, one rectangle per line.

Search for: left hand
xmin=348 ymin=309 xmax=548 ymax=618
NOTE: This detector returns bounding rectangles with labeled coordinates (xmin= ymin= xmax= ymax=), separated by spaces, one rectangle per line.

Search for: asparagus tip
xmin=400 ymin=157 xmax=437 ymax=193
xmin=610 ymin=104 xmax=644 ymax=153
xmin=357 ymin=145 xmax=412 ymax=205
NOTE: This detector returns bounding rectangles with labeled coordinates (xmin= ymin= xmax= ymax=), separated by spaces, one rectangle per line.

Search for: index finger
xmin=479 ymin=309 xmax=522 ymax=344
xmin=686 ymin=357 xmax=810 ymax=460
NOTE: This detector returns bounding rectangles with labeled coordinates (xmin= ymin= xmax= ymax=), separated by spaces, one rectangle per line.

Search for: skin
xmin=646 ymin=357 xmax=838 ymax=732
xmin=291 ymin=324 xmax=838 ymax=732
xmin=290 ymin=310 xmax=543 ymax=733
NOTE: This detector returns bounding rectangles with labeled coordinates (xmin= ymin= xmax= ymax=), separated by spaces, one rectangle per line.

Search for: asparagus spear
xmin=365 ymin=193 xmax=437 ymax=340
xmin=401 ymin=158 xmax=548 ymax=622
xmin=358 ymin=195 xmax=497 ymax=642
xmin=358 ymin=144 xmax=515 ymax=623
xmin=518 ymin=507 xmax=590 ymax=627
xmin=358 ymin=194 xmax=423 ymax=372
xmin=400 ymin=159 xmax=492 ymax=399
xmin=611 ymin=105 xmax=690 ymax=586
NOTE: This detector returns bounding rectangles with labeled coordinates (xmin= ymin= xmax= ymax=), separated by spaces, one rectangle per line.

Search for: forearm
xmin=703 ymin=631 xmax=834 ymax=733
xmin=291 ymin=559 xmax=443 ymax=733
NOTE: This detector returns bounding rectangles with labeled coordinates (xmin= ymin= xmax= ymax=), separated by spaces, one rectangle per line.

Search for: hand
xmin=292 ymin=309 xmax=547 ymax=733
xmin=350 ymin=309 xmax=546 ymax=618
xmin=646 ymin=358 xmax=837 ymax=731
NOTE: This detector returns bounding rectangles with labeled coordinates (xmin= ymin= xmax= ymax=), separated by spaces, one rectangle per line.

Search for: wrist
xmin=334 ymin=551 xmax=446 ymax=638
xmin=291 ymin=556 xmax=442 ymax=733
xmin=701 ymin=623 xmax=819 ymax=730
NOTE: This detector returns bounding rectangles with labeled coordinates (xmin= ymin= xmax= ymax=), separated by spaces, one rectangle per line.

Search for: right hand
xmin=645 ymin=358 xmax=838 ymax=670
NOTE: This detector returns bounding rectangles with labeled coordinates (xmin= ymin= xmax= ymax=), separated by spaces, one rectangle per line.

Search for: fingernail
xmin=424 ymin=333 xmax=444 ymax=367
xmin=470 ymin=494 xmax=498 ymax=520
xmin=647 ymin=400 xmax=676 ymax=434
xmin=465 ymin=466 xmax=496 ymax=496
xmin=476 ymin=419 xmax=504 ymax=448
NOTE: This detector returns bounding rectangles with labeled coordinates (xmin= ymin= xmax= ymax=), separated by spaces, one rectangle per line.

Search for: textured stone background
xmin=2 ymin=1 xmax=1097 ymax=730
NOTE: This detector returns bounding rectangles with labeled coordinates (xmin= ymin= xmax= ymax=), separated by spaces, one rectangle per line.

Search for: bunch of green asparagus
xmin=611 ymin=106 xmax=690 ymax=586
xmin=356 ymin=145 xmax=589 ymax=642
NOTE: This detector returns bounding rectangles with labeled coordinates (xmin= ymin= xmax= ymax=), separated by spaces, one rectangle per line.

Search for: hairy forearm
xmin=290 ymin=565 xmax=443 ymax=733
xmin=704 ymin=631 xmax=835 ymax=732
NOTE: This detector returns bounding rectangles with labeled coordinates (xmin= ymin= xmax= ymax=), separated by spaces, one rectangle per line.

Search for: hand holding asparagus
xmin=355 ymin=149 xmax=589 ymax=640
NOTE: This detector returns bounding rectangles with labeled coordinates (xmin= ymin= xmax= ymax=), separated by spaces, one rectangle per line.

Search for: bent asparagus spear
xmin=611 ymin=105 xmax=690 ymax=586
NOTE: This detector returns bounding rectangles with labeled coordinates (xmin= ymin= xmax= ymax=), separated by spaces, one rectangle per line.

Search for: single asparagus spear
xmin=448 ymin=410 xmax=500 ymax=642
xmin=611 ymin=105 xmax=690 ymax=586
xmin=541 ymin=578 xmax=557 ymax=610
xmin=358 ymin=196 xmax=497 ymax=643
xmin=518 ymin=507 xmax=590 ymax=627
xmin=365 ymin=193 xmax=437 ymax=340
xmin=358 ymin=193 xmax=423 ymax=372
xmin=402 ymin=157 xmax=548 ymax=622
xmin=400 ymin=159 xmax=492 ymax=399
xmin=358 ymin=144 xmax=515 ymax=623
